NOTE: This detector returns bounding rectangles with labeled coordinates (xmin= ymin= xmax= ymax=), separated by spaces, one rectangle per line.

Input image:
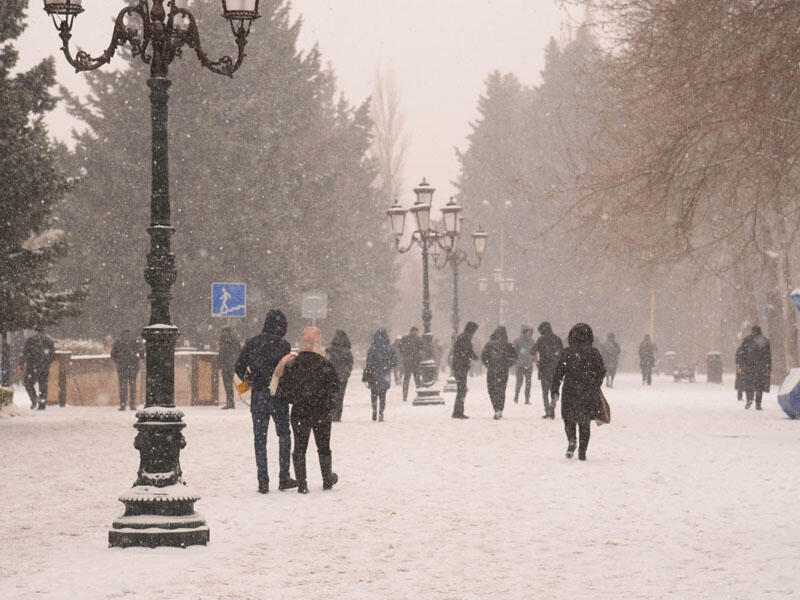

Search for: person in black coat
xmin=235 ymin=308 xmax=297 ymax=493
xmin=326 ymin=330 xmax=354 ymax=422
xmin=398 ymin=327 xmax=423 ymax=401
xmin=481 ymin=326 xmax=518 ymax=419
xmin=21 ymin=328 xmax=56 ymax=410
xmin=601 ymin=333 xmax=621 ymax=388
xmin=111 ymin=329 xmax=141 ymax=411
xmin=551 ymin=323 xmax=606 ymax=461
xmin=451 ymin=322 xmax=479 ymax=419
xmin=639 ymin=334 xmax=656 ymax=385
xmin=738 ymin=325 xmax=771 ymax=410
xmin=276 ymin=327 xmax=339 ymax=494
xmin=362 ymin=329 xmax=396 ymax=422
xmin=218 ymin=327 xmax=241 ymax=410
xmin=532 ymin=321 xmax=564 ymax=419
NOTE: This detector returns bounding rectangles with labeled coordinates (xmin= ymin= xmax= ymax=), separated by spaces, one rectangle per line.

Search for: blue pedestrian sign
xmin=212 ymin=283 xmax=246 ymax=317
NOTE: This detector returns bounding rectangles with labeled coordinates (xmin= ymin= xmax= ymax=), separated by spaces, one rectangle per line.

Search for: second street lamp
xmin=43 ymin=0 xmax=260 ymax=548
xmin=434 ymin=205 xmax=488 ymax=393
xmin=387 ymin=179 xmax=458 ymax=405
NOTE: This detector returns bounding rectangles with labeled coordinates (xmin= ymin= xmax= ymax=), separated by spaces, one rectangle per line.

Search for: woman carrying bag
xmin=551 ymin=323 xmax=606 ymax=461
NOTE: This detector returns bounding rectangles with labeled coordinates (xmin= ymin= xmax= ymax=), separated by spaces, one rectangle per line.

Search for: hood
xmin=521 ymin=324 xmax=533 ymax=334
xmin=751 ymin=325 xmax=762 ymax=336
xmin=568 ymin=323 xmax=594 ymax=348
xmin=464 ymin=321 xmax=479 ymax=337
xmin=299 ymin=326 xmax=324 ymax=355
xmin=372 ymin=328 xmax=391 ymax=347
xmin=331 ymin=329 xmax=351 ymax=349
xmin=490 ymin=326 xmax=508 ymax=344
xmin=262 ymin=309 xmax=287 ymax=338
xmin=538 ymin=321 xmax=552 ymax=335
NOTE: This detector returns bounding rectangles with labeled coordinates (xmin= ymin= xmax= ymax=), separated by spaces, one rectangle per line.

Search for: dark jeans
xmin=745 ymin=390 xmax=763 ymax=408
xmin=251 ymin=390 xmax=291 ymax=485
xmin=221 ymin=367 xmax=234 ymax=406
xmin=402 ymin=368 xmax=421 ymax=400
xmin=24 ymin=369 xmax=49 ymax=406
xmin=564 ymin=419 xmax=591 ymax=457
xmin=488 ymin=372 xmax=509 ymax=412
xmin=514 ymin=365 xmax=532 ymax=402
xmin=541 ymin=374 xmax=556 ymax=415
xmin=642 ymin=364 xmax=653 ymax=385
xmin=332 ymin=378 xmax=348 ymax=421
xmin=117 ymin=366 xmax=138 ymax=408
xmin=291 ymin=413 xmax=332 ymax=483
xmin=370 ymin=386 xmax=387 ymax=415
xmin=452 ymin=372 xmax=468 ymax=417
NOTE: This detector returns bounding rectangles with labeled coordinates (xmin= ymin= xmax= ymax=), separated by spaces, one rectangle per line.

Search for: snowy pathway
xmin=1 ymin=373 xmax=799 ymax=599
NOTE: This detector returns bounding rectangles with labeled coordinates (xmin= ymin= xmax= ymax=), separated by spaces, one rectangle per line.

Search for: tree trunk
xmin=764 ymin=254 xmax=787 ymax=383
xmin=1 ymin=331 xmax=9 ymax=387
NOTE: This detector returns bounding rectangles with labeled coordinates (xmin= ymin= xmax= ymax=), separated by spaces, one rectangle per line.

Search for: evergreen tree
xmin=0 ymin=0 xmax=86 ymax=384
xmin=57 ymin=0 xmax=394 ymax=346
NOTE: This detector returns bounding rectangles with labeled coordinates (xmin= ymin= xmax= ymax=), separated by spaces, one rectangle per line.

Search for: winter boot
xmin=258 ymin=481 xmax=269 ymax=494
xmin=372 ymin=404 xmax=377 ymax=421
xmin=279 ymin=475 xmax=298 ymax=491
xmin=745 ymin=400 xmax=752 ymax=409
xmin=221 ymin=402 xmax=235 ymax=410
xmin=378 ymin=412 xmax=384 ymax=422
xmin=566 ymin=443 xmax=576 ymax=459
xmin=320 ymin=453 xmax=338 ymax=490
xmin=578 ymin=451 xmax=587 ymax=461
xmin=118 ymin=405 xmax=126 ymax=411
xmin=293 ymin=451 xmax=309 ymax=494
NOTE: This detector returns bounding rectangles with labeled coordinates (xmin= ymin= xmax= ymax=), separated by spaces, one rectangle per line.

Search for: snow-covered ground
xmin=1 ymin=372 xmax=798 ymax=599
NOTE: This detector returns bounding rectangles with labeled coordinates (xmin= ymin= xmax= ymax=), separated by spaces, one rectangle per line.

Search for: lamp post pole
xmin=43 ymin=0 xmax=261 ymax=548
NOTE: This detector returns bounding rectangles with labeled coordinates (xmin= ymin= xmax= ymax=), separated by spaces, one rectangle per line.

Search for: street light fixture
xmin=43 ymin=0 xmax=260 ymax=548
xmin=386 ymin=179 xmax=460 ymax=405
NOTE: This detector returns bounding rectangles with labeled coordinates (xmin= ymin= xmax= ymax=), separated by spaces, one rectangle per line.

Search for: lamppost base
xmin=412 ymin=387 xmax=445 ymax=405
xmin=108 ymin=483 xmax=209 ymax=548
xmin=443 ymin=376 xmax=457 ymax=393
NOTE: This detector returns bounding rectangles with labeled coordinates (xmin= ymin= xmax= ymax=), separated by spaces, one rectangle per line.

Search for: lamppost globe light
xmin=492 ymin=266 xmax=503 ymax=282
xmin=386 ymin=199 xmax=407 ymax=239
xmin=43 ymin=0 xmax=82 ymax=14
xmin=472 ymin=226 xmax=488 ymax=257
xmin=222 ymin=0 xmax=260 ymax=18
xmin=440 ymin=196 xmax=462 ymax=237
xmin=455 ymin=215 xmax=464 ymax=236
xmin=409 ymin=199 xmax=431 ymax=232
xmin=413 ymin=178 xmax=435 ymax=205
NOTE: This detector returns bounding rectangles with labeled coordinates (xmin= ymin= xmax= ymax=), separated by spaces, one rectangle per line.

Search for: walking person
xmin=532 ymin=321 xmax=563 ymax=419
xmin=326 ymin=330 xmax=353 ymax=422
xmin=391 ymin=336 xmax=402 ymax=384
xmin=451 ymin=322 xmax=479 ymax=419
xmin=21 ymin=327 xmax=56 ymax=410
xmin=217 ymin=326 xmax=240 ymax=409
xmin=110 ymin=329 xmax=141 ymax=411
xmin=735 ymin=340 xmax=745 ymax=401
xmin=551 ymin=323 xmax=606 ymax=461
xmin=601 ymin=333 xmax=621 ymax=388
xmin=481 ymin=326 xmax=517 ymax=419
xmin=639 ymin=334 xmax=656 ymax=385
xmin=398 ymin=326 xmax=423 ymax=401
xmin=235 ymin=309 xmax=297 ymax=494
xmin=362 ymin=329 xmax=396 ymax=422
xmin=512 ymin=325 xmax=535 ymax=404
xmin=738 ymin=325 xmax=771 ymax=410
xmin=276 ymin=327 xmax=339 ymax=494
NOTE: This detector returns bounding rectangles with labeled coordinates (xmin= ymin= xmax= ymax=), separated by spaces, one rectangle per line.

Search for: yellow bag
xmin=236 ymin=378 xmax=251 ymax=395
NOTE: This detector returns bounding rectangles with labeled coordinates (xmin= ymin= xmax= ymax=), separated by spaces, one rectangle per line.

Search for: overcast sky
xmin=18 ymin=0 xmax=572 ymax=207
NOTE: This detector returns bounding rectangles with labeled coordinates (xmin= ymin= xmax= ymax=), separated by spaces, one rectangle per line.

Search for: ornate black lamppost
xmin=43 ymin=0 xmax=261 ymax=548
xmin=387 ymin=179 xmax=460 ymax=405
xmin=434 ymin=200 xmax=487 ymax=393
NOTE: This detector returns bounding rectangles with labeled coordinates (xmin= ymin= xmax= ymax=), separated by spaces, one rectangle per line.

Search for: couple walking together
xmin=235 ymin=309 xmax=339 ymax=494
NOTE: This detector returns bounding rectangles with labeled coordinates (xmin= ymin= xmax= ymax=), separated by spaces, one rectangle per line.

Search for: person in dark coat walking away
xmin=326 ymin=330 xmax=353 ymax=422
xmin=362 ymin=329 xmax=396 ymax=421
xmin=451 ymin=322 xmax=479 ymax=419
xmin=481 ymin=326 xmax=517 ymax=419
xmin=398 ymin=326 xmax=423 ymax=401
xmin=217 ymin=327 xmax=240 ymax=409
xmin=111 ymin=329 xmax=141 ymax=411
xmin=601 ymin=333 xmax=621 ymax=388
xmin=276 ymin=327 xmax=339 ymax=494
xmin=513 ymin=325 xmax=535 ymax=404
xmin=551 ymin=323 xmax=606 ymax=461
xmin=21 ymin=328 xmax=56 ymax=410
xmin=639 ymin=334 xmax=656 ymax=385
xmin=738 ymin=325 xmax=771 ymax=410
xmin=235 ymin=309 xmax=297 ymax=494
xmin=532 ymin=321 xmax=563 ymax=419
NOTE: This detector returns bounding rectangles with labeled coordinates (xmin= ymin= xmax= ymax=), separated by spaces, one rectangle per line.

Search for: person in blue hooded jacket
xmin=235 ymin=309 xmax=298 ymax=493
xmin=362 ymin=329 xmax=396 ymax=422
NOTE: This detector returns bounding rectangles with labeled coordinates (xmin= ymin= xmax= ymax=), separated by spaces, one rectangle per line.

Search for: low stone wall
xmin=46 ymin=350 xmax=219 ymax=407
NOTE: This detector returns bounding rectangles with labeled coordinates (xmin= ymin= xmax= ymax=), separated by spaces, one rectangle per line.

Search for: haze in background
xmin=18 ymin=0 xmax=571 ymax=202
